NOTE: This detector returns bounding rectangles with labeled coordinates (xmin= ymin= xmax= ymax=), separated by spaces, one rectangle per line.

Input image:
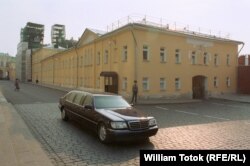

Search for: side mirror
xmin=130 ymin=103 xmax=134 ymax=107
xmin=85 ymin=105 xmax=93 ymax=110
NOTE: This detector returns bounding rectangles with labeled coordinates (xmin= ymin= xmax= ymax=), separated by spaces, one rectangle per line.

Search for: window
xmin=226 ymin=54 xmax=230 ymax=65
xmin=143 ymin=45 xmax=149 ymax=61
xmin=94 ymin=96 xmax=130 ymax=109
xmin=83 ymin=95 xmax=93 ymax=106
xmin=214 ymin=77 xmax=218 ymax=87
xmin=160 ymin=78 xmax=166 ymax=90
xmin=73 ymin=93 xmax=86 ymax=105
xmin=191 ymin=51 xmax=196 ymax=64
xmin=142 ymin=77 xmax=149 ymax=90
xmin=122 ymin=46 xmax=128 ymax=62
xmin=204 ymin=52 xmax=208 ymax=65
xmin=160 ymin=47 xmax=166 ymax=62
xmin=175 ymin=78 xmax=181 ymax=90
xmin=214 ymin=54 xmax=219 ymax=66
xmin=66 ymin=92 xmax=76 ymax=102
xmin=175 ymin=49 xmax=181 ymax=64
xmin=96 ymin=52 xmax=100 ymax=65
xmin=104 ymin=50 xmax=109 ymax=64
xmin=122 ymin=77 xmax=127 ymax=90
xmin=226 ymin=77 xmax=231 ymax=87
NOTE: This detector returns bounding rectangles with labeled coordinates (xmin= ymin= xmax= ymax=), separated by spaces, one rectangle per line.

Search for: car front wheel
xmin=98 ymin=123 xmax=110 ymax=143
xmin=61 ymin=108 xmax=68 ymax=121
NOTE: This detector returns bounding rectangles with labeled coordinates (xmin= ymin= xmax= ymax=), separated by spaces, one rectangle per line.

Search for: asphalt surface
xmin=1 ymin=80 xmax=250 ymax=166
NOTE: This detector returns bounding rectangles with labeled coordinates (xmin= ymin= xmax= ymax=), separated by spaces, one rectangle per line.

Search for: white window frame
xmin=142 ymin=77 xmax=149 ymax=91
xmin=122 ymin=46 xmax=128 ymax=62
xmin=122 ymin=77 xmax=127 ymax=90
xmin=160 ymin=78 xmax=166 ymax=90
xmin=143 ymin=45 xmax=149 ymax=61
xmin=175 ymin=49 xmax=181 ymax=64
xmin=191 ymin=51 xmax=196 ymax=65
xmin=104 ymin=50 xmax=108 ymax=64
xmin=214 ymin=76 xmax=219 ymax=87
xmin=175 ymin=78 xmax=181 ymax=90
xmin=160 ymin=47 xmax=166 ymax=62
xmin=204 ymin=52 xmax=208 ymax=65
xmin=214 ymin=54 xmax=219 ymax=66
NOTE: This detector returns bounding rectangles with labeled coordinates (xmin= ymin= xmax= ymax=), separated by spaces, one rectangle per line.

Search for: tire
xmin=98 ymin=123 xmax=110 ymax=143
xmin=61 ymin=108 xmax=69 ymax=121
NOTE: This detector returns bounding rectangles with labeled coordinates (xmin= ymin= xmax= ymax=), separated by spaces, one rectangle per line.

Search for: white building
xmin=51 ymin=24 xmax=65 ymax=47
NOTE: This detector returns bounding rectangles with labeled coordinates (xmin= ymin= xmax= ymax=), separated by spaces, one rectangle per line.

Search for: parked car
xmin=58 ymin=90 xmax=158 ymax=143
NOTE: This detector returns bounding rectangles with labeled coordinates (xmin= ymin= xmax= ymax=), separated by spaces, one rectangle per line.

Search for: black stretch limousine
xmin=58 ymin=90 xmax=158 ymax=143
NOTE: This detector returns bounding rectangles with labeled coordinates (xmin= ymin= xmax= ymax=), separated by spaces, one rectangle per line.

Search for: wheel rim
xmin=99 ymin=125 xmax=107 ymax=141
xmin=61 ymin=109 xmax=65 ymax=119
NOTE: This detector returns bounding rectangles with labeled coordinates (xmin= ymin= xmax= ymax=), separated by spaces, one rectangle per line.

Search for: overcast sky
xmin=1 ymin=0 xmax=250 ymax=56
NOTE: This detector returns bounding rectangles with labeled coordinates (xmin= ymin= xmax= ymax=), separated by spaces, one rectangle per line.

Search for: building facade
xmin=32 ymin=22 xmax=243 ymax=99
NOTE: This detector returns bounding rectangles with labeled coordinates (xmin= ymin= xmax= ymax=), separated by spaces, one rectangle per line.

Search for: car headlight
xmin=149 ymin=118 xmax=157 ymax=127
xmin=110 ymin=121 xmax=128 ymax=129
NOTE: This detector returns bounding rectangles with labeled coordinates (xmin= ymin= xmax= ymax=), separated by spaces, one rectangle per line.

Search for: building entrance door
xmin=192 ymin=76 xmax=206 ymax=99
xmin=100 ymin=71 xmax=118 ymax=94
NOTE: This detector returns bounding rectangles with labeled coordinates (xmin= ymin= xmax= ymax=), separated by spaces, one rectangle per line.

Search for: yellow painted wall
xmin=32 ymin=47 xmax=64 ymax=84
xmin=132 ymin=26 xmax=239 ymax=98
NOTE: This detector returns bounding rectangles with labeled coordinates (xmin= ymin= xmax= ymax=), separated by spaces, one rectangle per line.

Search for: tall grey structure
xmin=51 ymin=24 xmax=65 ymax=48
xmin=16 ymin=22 xmax=44 ymax=82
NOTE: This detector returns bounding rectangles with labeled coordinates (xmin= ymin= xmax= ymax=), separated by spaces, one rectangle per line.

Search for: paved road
xmin=1 ymin=80 xmax=250 ymax=166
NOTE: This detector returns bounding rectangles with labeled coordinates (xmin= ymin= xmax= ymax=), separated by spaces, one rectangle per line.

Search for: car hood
xmin=96 ymin=107 xmax=148 ymax=121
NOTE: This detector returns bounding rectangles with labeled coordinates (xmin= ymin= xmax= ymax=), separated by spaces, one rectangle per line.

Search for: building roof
xmin=88 ymin=28 xmax=106 ymax=36
xmin=101 ymin=23 xmax=243 ymax=45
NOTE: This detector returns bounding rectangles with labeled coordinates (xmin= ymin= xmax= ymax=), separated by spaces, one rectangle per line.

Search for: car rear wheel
xmin=98 ymin=123 xmax=110 ymax=143
xmin=61 ymin=108 xmax=68 ymax=121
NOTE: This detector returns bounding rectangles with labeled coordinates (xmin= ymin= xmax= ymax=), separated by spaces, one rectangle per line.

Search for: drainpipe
xmin=130 ymin=24 xmax=138 ymax=82
xmin=74 ymin=46 xmax=79 ymax=88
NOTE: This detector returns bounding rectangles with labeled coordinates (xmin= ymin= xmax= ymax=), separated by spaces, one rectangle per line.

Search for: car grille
xmin=128 ymin=120 xmax=149 ymax=130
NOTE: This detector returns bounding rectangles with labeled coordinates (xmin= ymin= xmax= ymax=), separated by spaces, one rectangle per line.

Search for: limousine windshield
xmin=94 ymin=96 xmax=131 ymax=109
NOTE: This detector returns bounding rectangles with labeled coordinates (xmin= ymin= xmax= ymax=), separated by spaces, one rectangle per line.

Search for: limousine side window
xmin=66 ymin=92 xmax=76 ymax=102
xmin=83 ymin=95 xmax=93 ymax=106
xmin=73 ymin=93 xmax=86 ymax=105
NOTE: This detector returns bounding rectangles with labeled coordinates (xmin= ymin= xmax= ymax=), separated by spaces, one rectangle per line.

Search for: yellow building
xmin=0 ymin=53 xmax=15 ymax=80
xmin=32 ymin=22 xmax=243 ymax=99
xmin=32 ymin=46 xmax=65 ymax=83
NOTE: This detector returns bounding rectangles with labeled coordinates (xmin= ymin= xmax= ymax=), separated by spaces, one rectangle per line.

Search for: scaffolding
xmin=20 ymin=22 xmax=44 ymax=49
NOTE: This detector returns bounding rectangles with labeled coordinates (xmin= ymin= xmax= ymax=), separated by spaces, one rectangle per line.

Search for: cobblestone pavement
xmin=15 ymin=100 xmax=250 ymax=166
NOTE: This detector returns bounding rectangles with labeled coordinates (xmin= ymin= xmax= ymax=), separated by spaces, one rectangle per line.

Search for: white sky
xmin=1 ymin=0 xmax=250 ymax=56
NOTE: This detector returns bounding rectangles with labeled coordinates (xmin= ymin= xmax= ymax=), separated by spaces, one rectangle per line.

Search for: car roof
xmin=68 ymin=90 xmax=120 ymax=97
